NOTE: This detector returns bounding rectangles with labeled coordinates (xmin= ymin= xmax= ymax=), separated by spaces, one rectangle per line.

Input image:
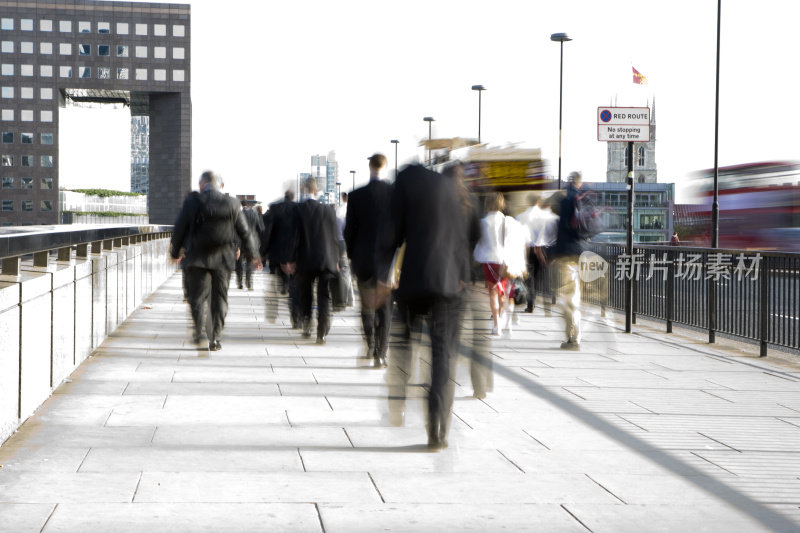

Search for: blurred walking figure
xmin=377 ymin=163 xmax=471 ymax=451
xmin=335 ymin=192 xmax=355 ymax=308
xmin=170 ymin=171 xmax=260 ymax=351
xmin=473 ymin=192 xmax=512 ymax=335
xmin=235 ymin=201 xmax=265 ymax=290
xmin=516 ymin=193 xmax=559 ymax=313
xmin=502 ymin=213 xmax=530 ymax=333
xmin=345 ymin=153 xmax=393 ymax=367
xmin=285 ymin=177 xmax=340 ymax=344
xmin=550 ymin=171 xmax=589 ymax=350
xmin=261 ymin=190 xmax=299 ymax=325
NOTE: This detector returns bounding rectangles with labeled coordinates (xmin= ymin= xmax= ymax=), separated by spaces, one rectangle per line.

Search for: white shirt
xmin=516 ymin=205 xmax=558 ymax=247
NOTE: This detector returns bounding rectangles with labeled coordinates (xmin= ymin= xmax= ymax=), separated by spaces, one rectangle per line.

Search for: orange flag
xmin=633 ymin=66 xmax=648 ymax=85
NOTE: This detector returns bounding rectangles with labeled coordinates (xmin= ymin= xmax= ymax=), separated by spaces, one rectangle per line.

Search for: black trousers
xmin=185 ymin=266 xmax=231 ymax=342
xmin=525 ymin=248 xmax=545 ymax=311
xmin=296 ymin=270 xmax=332 ymax=337
xmin=356 ymin=277 xmax=393 ymax=357
xmin=235 ymin=255 xmax=256 ymax=288
xmin=387 ymin=294 xmax=461 ymax=435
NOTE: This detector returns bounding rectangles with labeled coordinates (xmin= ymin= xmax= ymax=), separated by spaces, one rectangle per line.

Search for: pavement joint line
xmin=324 ymin=397 xmax=333 ymax=411
xmin=131 ymin=472 xmax=143 ymax=503
xmin=39 ymin=503 xmax=58 ymax=533
xmin=149 ymin=427 xmax=158 ymax=445
xmin=521 ymin=429 xmax=550 ymax=450
xmin=496 ymin=449 xmax=525 ymax=473
xmin=562 ymin=387 xmax=587 ymax=401
xmin=560 ymin=503 xmax=595 ymax=532
xmin=342 ymin=428 xmax=354 ymax=448
xmin=698 ymin=432 xmax=742 ymax=452
xmin=313 ymin=502 xmax=327 ymax=533
xmin=584 ymin=473 xmax=627 ymax=504
xmin=298 ymin=449 xmax=306 ymax=472
xmin=691 ymin=450 xmax=740 ymax=477
xmin=101 ymin=410 xmax=113 ymax=427
xmin=367 ymin=472 xmax=386 ymax=504
xmin=701 ymin=390 xmax=736 ymax=404
xmin=285 ymin=410 xmax=292 ymax=427
xmin=451 ymin=411 xmax=473 ymax=430
xmin=628 ymin=401 xmax=658 ymax=415
xmin=615 ymin=414 xmax=650 ymax=433
xmin=641 ymin=369 xmax=671 ymax=381
xmin=778 ymin=403 xmax=800 ymax=415
xmin=76 ymin=447 xmax=92 ymax=473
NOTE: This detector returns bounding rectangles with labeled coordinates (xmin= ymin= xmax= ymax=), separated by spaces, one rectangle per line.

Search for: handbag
xmin=512 ymin=278 xmax=528 ymax=306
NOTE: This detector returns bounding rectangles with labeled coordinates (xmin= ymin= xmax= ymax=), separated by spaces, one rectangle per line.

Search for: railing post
xmin=91 ymin=241 xmax=103 ymax=255
xmin=57 ymin=247 xmax=72 ymax=262
xmin=666 ymin=250 xmax=674 ymax=333
xmin=759 ymin=256 xmax=769 ymax=357
xmin=33 ymin=251 xmax=49 ymax=268
xmin=76 ymin=243 xmax=89 ymax=258
xmin=103 ymin=239 xmax=113 ymax=251
xmin=1 ymin=256 xmax=21 ymax=277
xmin=709 ymin=252 xmax=716 ymax=344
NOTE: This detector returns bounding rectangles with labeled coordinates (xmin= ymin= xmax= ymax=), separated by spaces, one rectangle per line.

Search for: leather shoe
xmin=373 ymin=356 xmax=386 ymax=368
xmin=316 ymin=335 xmax=326 ymax=345
xmin=208 ymin=339 xmax=222 ymax=351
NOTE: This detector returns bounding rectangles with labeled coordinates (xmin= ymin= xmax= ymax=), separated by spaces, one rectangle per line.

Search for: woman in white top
xmin=473 ymin=193 xmax=511 ymax=335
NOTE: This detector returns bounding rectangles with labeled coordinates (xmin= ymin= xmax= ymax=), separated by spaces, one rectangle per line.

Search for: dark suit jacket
xmin=170 ymin=190 xmax=257 ymax=272
xmin=377 ymin=164 xmax=469 ymax=302
xmin=261 ymin=198 xmax=297 ymax=266
xmin=290 ymin=198 xmax=340 ymax=275
xmin=344 ymin=179 xmax=393 ymax=281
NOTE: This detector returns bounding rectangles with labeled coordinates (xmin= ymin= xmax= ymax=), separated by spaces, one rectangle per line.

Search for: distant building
xmin=585 ymin=182 xmax=674 ymax=243
xmin=130 ymin=116 xmax=149 ymax=195
xmin=59 ymin=189 xmax=148 ymax=224
xmin=309 ymin=151 xmax=338 ymax=204
xmin=606 ymin=102 xmax=657 ymax=184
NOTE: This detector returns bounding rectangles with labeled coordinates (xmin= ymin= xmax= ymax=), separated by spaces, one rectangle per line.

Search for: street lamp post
xmin=350 ymin=170 xmax=356 ymax=191
xmin=471 ymin=85 xmax=485 ymax=144
xmin=423 ymin=116 xmax=435 ymax=168
xmin=390 ymin=139 xmax=399 ymax=178
xmin=336 ymin=181 xmax=341 ymax=206
xmin=550 ymin=32 xmax=572 ymax=190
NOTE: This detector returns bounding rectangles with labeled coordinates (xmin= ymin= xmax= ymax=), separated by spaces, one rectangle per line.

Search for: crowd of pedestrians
xmin=169 ymin=162 xmax=593 ymax=450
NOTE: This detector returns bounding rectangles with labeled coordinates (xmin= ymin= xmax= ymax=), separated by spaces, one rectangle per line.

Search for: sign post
xmin=598 ymin=107 xmax=650 ymax=333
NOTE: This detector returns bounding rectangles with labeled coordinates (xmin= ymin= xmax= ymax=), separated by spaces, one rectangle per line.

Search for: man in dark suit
xmin=284 ymin=177 xmax=340 ymax=344
xmin=170 ymin=171 xmax=260 ymax=351
xmin=344 ymin=153 xmax=393 ymax=367
xmin=376 ymin=164 xmax=470 ymax=451
xmin=261 ymin=190 xmax=299 ymax=325
xmin=235 ymin=201 xmax=265 ymax=290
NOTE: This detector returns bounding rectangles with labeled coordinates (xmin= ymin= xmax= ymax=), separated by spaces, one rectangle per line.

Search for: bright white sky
xmin=61 ymin=0 xmax=800 ymax=204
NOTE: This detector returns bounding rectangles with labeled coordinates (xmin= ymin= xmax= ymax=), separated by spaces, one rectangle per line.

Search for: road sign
xmin=597 ymin=106 xmax=650 ymax=142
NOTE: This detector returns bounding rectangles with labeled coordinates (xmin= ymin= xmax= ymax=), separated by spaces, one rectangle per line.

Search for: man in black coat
xmin=344 ymin=153 xmax=393 ymax=367
xmin=235 ymin=201 xmax=265 ymax=290
xmin=170 ymin=171 xmax=259 ymax=351
xmin=261 ymin=190 xmax=299 ymax=325
xmin=284 ymin=177 xmax=340 ymax=344
xmin=376 ymin=163 xmax=470 ymax=450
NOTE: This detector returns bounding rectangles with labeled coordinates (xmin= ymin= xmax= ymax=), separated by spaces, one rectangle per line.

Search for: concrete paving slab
xmin=0 ymin=503 xmax=55 ymax=533
xmin=150 ymin=425 xmax=352 ymax=448
xmin=0 ymin=445 xmax=88 ymax=472
xmin=0 ymin=471 xmax=140 ymax=503
xmin=5 ymin=423 xmax=156 ymax=448
xmin=78 ymin=447 xmax=303 ymax=473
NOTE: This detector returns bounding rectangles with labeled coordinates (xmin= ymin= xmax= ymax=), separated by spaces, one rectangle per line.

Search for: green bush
xmin=66 ymin=188 xmax=144 ymax=198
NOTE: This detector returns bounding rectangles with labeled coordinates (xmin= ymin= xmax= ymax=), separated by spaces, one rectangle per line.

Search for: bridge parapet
xmin=0 ymin=225 xmax=174 ymax=444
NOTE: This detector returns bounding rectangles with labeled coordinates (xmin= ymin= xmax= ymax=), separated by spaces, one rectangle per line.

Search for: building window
xmin=40 ymin=42 xmax=53 ymax=54
xmin=41 ymin=133 xmax=53 ymax=145
xmin=40 ymin=65 xmax=53 ymax=77
xmin=40 ymin=20 xmax=53 ymax=32
xmin=40 ymin=200 xmax=53 ymax=211
xmin=20 ymin=87 xmax=32 ymax=99
xmin=59 ymin=43 xmax=71 ymax=55
xmin=21 ymin=42 xmax=33 ymax=54
xmin=154 ymin=24 xmax=167 ymax=36
xmin=1 ymin=132 xmax=11 ymax=143
xmin=59 ymin=65 xmax=72 ymax=78
xmin=40 ymin=155 xmax=53 ymax=168
xmin=135 ymin=46 xmax=147 ymax=58
xmin=154 ymin=46 xmax=166 ymax=59
xmin=135 ymin=23 xmax=148 ymax=36
xmin=78 ymin=44 xmax=90 ymax=56
xmin=22 ymin=200 xmax=32 ymax=211
xmin=97 ymin=67 xmax=110 ymax=80
xmin=21 ymin=19 xmax=33 ymax=31
xmin=79 ymin=66 xmax=91 ymax=79
xmin=117 ymin=67 xmax=128 ymax=80
xmin=98 ymin=45 xmax=110 ymax=56
xmin=1 ymin=109 xmax=12 ymax=121
xmin=117 ymin=45 xmax=128 ymax=57
xmin=21 ymin=177 xmax=32 ymax=189
xmin=173 ymin=25 xmax=185 ymax=37
xmin=173 ymin=47 xmax=185 ymax=60
xmin=1 ymin=19 xmax=13 ymax=31
xmin=1 ymin=87 xmax=12 ymax=98
xmin=135 ymin=68 xmax=147 ymax=81
xmin=98 ymin=22 xmax=110 ymax=34
xmin=59 ymin=20 xmax=72 ymax=33
xmin=116 ymin=22 xmax=128 ymax=35
xmin=154 ymin=69 xmax=166 ymax=81
xmin=1 ymin=41 xmax=12 ymax=53
xmin=1 ymin=154 xmax=12 ymax=166
xmin=41 ymin=110 xmax=53 ymax=122
xmin=1 ymin=176 xmax=12 ymax=188
xmin=41 ymin=177 xmax=53 ymax=189
xmin=173 ymin=70 xmax=184 ymax=82
xmin=21 ymin=155 xmax=33 ymax=167
xmin=21 ymin=132 xmax=32 ymax=144
xmin=637 ymin=146 xmax=645 ymax=167
xmin=2 ymin=64 xmax=13 ymax=76
xmin=2 ymin=200 xmax=12 ymax=211
xmin=41 ymin=88 xmax=53 ymax=99
xmin=78 ymin=21 xmax=91 ymax=33
xmin=21 ymin=110 xmax=33 ymax=121
xmin=21 ymin=65 xmax=34 ymax=77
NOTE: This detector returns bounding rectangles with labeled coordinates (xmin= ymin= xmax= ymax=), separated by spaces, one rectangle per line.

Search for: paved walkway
xmin=3 ymin=272 xmax=800 ymax=532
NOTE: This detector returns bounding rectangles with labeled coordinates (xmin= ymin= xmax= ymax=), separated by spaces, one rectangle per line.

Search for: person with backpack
xmin=549 ymin=171 xmax=591 ymax=350
xmin=170 ymin=171 xmax=260 ymax=351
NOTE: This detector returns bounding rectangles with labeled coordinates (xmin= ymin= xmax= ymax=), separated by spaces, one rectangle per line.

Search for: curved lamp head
xmin=471 ymin=84 xmax=485 ymax=91
xmin=423 ymin=116 xmax=435 ymax=123
xmin=550 ymin=32 xmax=572 ymax=42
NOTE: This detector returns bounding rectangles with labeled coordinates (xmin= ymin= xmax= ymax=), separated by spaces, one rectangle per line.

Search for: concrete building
xmin=309 ymin=151 xmax=338 ymax=204
xmin=59 ymin=188 xmax=147 ymax=224
xmin=0 ymin=0 xmax=191 ymax=226
xmin=130 ymin=115 xmax=149 ymax=195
